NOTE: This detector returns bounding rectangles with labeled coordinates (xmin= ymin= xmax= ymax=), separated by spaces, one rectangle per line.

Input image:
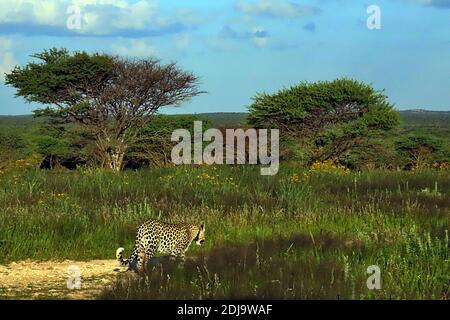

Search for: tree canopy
xmin=247 ymin=78 xmax=401 ymax=161
xmin=5 ymin=48 xmax=203 ymax=170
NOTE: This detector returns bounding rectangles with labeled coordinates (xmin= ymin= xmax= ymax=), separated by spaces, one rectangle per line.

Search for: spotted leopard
xmin=116 ymin=219 xmax=205 ymax=272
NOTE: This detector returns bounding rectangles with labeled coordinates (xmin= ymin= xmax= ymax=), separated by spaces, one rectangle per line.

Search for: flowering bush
xmin=309 ymin=159 xmax=350 ymax=174
xmin=0 ymin=155 xmax=42 ymax=173
xmin=286 ymin=159 xmax=350 ymax=183
xmin=432 ymin=162 xmax=450 ymax=171
xmin=287 ymin=172 xmax=310 ymax=183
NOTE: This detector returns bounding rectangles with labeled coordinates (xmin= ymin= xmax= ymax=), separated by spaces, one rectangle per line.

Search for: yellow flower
xmin=433 ymin=162 xmax=450 ymax=171
xmin=308 ymin=159 xmax=350 ymax=174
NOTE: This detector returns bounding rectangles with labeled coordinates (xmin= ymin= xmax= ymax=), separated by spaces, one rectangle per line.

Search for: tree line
xmin=4 ymin=48 xmax=449 ymax=171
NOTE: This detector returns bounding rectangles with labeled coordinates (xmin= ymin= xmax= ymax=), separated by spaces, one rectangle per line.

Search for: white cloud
xmin=113 ymin=39 xmax=157 ymax=57
xmin=250 ymin=26 xmax=268 ymax=47
xmin=0 ymin=0 xmax=200 ymax=37
xmin=218 ymin=25 xmax=269 ymax=48
xmin=0 ymin=37 xmax=16 ymax=80
xmin=80 ymin=0 xmax=161 ymax=35
xmin=251 ymin=37 xmax=268 ymax=47
xmin=235 ymin=0 xmax=320 ymax=18
xmin=174 ymin=8 xmax=204 ymax=26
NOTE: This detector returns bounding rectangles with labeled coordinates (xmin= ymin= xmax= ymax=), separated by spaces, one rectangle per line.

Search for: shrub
xmin=247 ymin=78 xmax=401 ymax=163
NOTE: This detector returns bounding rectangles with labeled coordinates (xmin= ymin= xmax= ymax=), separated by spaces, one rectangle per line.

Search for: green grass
xmin=0 ymin=165 xmax=449 ymax=299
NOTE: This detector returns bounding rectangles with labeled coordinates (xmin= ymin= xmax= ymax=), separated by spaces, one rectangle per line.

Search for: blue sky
xmin=0 ymin=0 xmax=449 ymax=115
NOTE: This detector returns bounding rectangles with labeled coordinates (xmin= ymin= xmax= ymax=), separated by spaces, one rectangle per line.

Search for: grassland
xmin=0 ymin=163 xmax=448 ymax=299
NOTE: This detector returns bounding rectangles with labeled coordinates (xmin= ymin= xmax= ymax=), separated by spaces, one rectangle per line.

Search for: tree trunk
xmin=96 ymin=136 xmax=127 ymax=171
xmin=110 ymin=149 xmax=125 ymax=171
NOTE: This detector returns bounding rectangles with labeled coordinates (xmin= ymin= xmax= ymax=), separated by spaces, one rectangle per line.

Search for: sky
xmin=0 ymin=0 xmax=449 ymax=115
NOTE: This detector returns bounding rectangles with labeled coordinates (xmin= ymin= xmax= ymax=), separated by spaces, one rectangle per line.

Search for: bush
xmin=395 ymin=134 xmax=450 ymax=170
xmin=126 ymin=115 xmax=213 ymax=168
xmin=247 ymin=78 xmax=401 ymax=164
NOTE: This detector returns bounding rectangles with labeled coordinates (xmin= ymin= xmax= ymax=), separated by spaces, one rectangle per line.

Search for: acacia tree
xmin=247 ymin=78 xmax=401 ymax=162
xmin=6 ymin=48 xmax=202 ymax=170
xmin=396 ymin=134 xmax=448 ymax=169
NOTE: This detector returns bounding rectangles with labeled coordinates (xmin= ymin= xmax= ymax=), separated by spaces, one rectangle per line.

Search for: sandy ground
xmin=0 ymin=259 xmax=125 ymax=299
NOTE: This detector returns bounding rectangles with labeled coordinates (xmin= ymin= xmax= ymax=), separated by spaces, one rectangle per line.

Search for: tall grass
xmin=0 ymin=165 xmax=448 ymax=299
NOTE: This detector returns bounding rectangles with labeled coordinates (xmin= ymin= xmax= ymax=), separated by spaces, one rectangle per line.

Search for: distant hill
xmin=0 ymin=115 xmax=40 ymax=127
xmin=399 ymin=110 xmax=450 ymax=129
xmin=193 ymin=112 xmax=247 ymax=127
xmin=0 ymin=113 xmax=249 ymax=128
xmin=188 ymin=110 xmax=450 ymax=130
xmin=0 ymin=110 xmax=448 ymax=129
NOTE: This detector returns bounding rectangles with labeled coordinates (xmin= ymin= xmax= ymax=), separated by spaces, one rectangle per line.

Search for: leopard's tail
xmin=116 ymin=247 xmax=136 ymax=268
xmin=117 ymin=245 xmax=146 ymax=273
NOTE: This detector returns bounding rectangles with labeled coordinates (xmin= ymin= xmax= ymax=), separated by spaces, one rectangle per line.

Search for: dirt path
xmin=0 ymin=259 xmax=124 ymax=299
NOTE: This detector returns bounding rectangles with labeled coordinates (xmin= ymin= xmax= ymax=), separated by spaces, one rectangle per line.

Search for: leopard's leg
xmin=170 ymin=244 xmax=187 ymax=264
xmin=135 ymin=244 xmax=147 ymax=275
xmin=176 ymin=252 xmax=186 ymax=269
xmin=136 ymin=245 xmax=156 ymax=274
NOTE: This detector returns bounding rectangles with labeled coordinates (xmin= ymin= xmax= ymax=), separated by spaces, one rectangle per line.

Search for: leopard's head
xmin=192 ymin=224 xmax=205 ymax=246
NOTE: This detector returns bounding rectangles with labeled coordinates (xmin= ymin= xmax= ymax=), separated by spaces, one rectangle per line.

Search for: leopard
xmin=116 ymin=219 xmax=205 ymax=272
